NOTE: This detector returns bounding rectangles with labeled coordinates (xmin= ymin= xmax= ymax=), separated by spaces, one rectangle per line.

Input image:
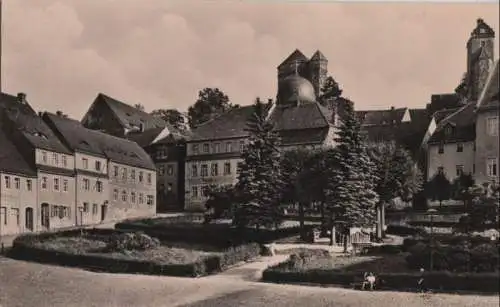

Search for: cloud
xmin=3 ymin=1 xmax=499 ymax=119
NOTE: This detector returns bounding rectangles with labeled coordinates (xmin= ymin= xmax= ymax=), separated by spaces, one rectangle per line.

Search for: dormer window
xmin=456 ymin=143 xmax=464 ymax=153
xmin=444 ymin=125 xmax=453 ymax=136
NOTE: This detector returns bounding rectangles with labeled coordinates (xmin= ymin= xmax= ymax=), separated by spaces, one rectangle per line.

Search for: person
xmin=362 ymin=272 xmax=376 ymax=291
xmin=417 ymin=268 xmax=426 ymax=293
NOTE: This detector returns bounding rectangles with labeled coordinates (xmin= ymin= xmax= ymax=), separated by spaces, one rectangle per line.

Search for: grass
xmin=33 ymin=235 xmax=221 ymax=265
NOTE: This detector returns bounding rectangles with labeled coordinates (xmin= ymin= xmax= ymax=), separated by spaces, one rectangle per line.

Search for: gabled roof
xmin=278 ymin=49 xmax=308 ymax=68
xmin=92 ymin=93 xmax=166 ymax=131
xmin=43 ymin=112 xmax=156 ymax=170
xmin=432 ymin=107 xmax=461 ymax=124
xmin=356 ymin=107 xmax=407 ymax=126
xmin=127 ymin=122 xmax=189 ymax=148
xmin=470 ymin=18 xmax=495 ymax=38
xmin=269 ymin=102 xmax=332 ymax=131
xmin=0 ymin=128 xmax=36 ymax=177
xmin=428 ymin=102 xmax=476 ymax=144
xmin=188 ymin=106 xmax=256 ymax=142
xmin=477 ymin=59 xmax=499 ymax=111
xmin=310 ymin=50 xmax=327 ymax=62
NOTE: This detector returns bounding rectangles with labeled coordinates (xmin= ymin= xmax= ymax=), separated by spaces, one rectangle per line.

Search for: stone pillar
xmin=381 ymin=205 xmax=386 ymax=237
xmin=376 ymin=205 xmax=382 ymax=239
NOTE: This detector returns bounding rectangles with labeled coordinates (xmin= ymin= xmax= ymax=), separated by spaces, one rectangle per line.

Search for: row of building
xmin=1 ymin=18 xmax=498 ymax=237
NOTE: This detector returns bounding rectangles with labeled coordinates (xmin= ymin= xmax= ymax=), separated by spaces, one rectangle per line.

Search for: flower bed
xmin=9 ymin=228 xmax=261 ymax=277
xmin=262 ymin=249 xmax=499 ymax=293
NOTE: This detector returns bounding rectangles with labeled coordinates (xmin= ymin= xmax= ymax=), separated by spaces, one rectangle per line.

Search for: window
xmin=92 ymin=204 xmax=98 ymax=215
xmin=203 ymin=143 xmax=210 ymax=153
xmin=27 ymin=179 xmax=32 ymax=191
xmin=191 ymin=186 xmax=198 ymax=198
xmin=487 ymin=158 xmax=498 ymax=177
xmin=473 ymin=142 xmax=476 ymax=151
xmin=122 ymin=168 xmax=127 ymax=180
xmin=147 ymin=195 xmax=154 ymax=206
xmin=226 ymin=142 xmax=232 ymax=152
xmin=487 ymin=117 xmax=498 ymax=136
xmin=201 ymin=164 xmax=208 ymax=177
xmin=63 ymin=179 xmax=68 ymax=192
xmin=167 ymin=183 xmax=173 ymax=191
xmin=51 ymin=205 xmax=57 ymax=217
xmin=95 ymin=161 xmax=101 ymax=171
xmin=42 ymin=151 xmax=47 ymax=163
xmin=445 ymin=125 xmax=453 ymax=136
xmin=214 ymin=143 xmax=220 ymax=153
xmin=96 ymin=181 xmax=103 ymax=193
xmin=41 ymin=177 xmax=48 ymax=189
xmin=139 ymin=193 xmax=144 ymax=204
xmin=438 ymin=142 xmax=444 ymax=154
xmin=14 ymin=177 xmax=20 ymax=189
xmin=122 ymin=190 xmax=127 ymax=202
xmin=224 ymin=162 xmax=231 ymax=175
xmin=54 ymin=178 xmax=60 ymax=191
xmin=192 ymin=165 xmax=198 ymax=177
xmin=131 ymin=170 xmax=136 ymax=182
xmin=10 ymin=208 xmax=20 ymax=226
xmin=237 ymin=162 xmax=243 ymax=173
xmin=158 ymin=165 xmax=165 ymax=176
xmin=4 ymin=176 xmax=10 ymax=189
xmin=83 ymin=178 xmax=90 ymax=191
xmin=113 ymin=189 xmax=119 ymax=201
xmin=83 ymin=203 xmax=89 ymax=213
xmin=456 ymin=143 xmax=463 ymax=152
xmin=437 ymin=167 xmax=444 ymax=174
xmin=131 ymin=192 xmax=136 ymax=204
xmin=147 ymin=173 xmax=152 ymax=184
xmin=82 ymin=158 xmax=88 ymax=169
xmin=25 ymin=208 xmax=34 ymax=231
xmin=113 ymin=166 xmax=119 ymax=177
xmin=202 ymin=186 xmax=209 ymax=197
xmin=456 ymin=165 xmax=464 ymax=177
xmin=192 ymin=144 xmax=199 ymax=154
xmin=167 ymin=165 xmax=174 ymax=176
xmin=62 ymin=155 xmax=67 ymax=167
xmin=211 ymin=163 xmax=218 ymax=176
xmin=139 ymin=171 xmax=144 ymax=183
xmin=1 ymin=207 xmax=6 ymax=225
xmin=53 ymin=153 xmax=59 ymax=165
xmin=239 ymin=141 xmax=245 ymax=152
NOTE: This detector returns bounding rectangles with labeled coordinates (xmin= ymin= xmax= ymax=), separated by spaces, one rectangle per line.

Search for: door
xmin=101 ymin=204 xmax=107 ymax=222
xmin=25 ymin=207 xmax=34 ymax=231
xmin=41 ymin=203 xmax=50 ymax=229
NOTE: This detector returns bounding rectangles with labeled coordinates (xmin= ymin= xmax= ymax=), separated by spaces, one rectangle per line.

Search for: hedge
xmin=403 ymin=234 xmax=496 ymax=251
xmin=115 ymin=220 xmax=314 ymax=248
xmin=262 ymin=268 xmax=500 ymax=293
xmin=9 ymin=229 xmax=262 ymax=277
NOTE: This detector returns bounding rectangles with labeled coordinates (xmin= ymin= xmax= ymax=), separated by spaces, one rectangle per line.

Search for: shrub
xmin=105 ymin=232 xmax=160 ymax=252
xmin=365 ymin=244 xmax=403 ymax=255
xmin=386 ymin=225 xmax=427 ymax=237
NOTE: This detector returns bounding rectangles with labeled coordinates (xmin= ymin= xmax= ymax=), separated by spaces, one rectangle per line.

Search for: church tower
xmin=466 ymin=18 xmax=495 ymax=101
xmin=308 ymin=50 xmax=328 ymax=98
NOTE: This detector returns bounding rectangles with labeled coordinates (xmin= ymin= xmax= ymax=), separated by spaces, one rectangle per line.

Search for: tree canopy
xmin=426 ymin=172 xmax=452 ymax=206
xmin=150 ymin=108 xmax=188 ymax=131
xmin=134 ymin=103 xmax=145 ymax=111
xmin=319 ymin=76 xmax=343 ymax=105
xmin=188 ymin=88 xmax=238 ymax=128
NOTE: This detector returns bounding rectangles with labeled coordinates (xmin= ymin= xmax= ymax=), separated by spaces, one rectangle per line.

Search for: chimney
xmin=56 ymin=110 xmax=63 ymax=117
xmin=267 ymin=98 xmax=273 ymax=104
xmin=17 ymin=92 xmax=27 ymax=103
xmin=38 ymin=111 xmax=42 ymax=117
xmin=390 ymin=106 xmax=395 ymax=111
xmin=477 ymin=18 xmax=484 ymax=25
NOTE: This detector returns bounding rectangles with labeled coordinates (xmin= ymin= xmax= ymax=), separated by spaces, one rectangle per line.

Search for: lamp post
xmin=427 ymin=208 xmax=438 ymax=271
xmin=78 ymin=207 xmax=84 ymax=236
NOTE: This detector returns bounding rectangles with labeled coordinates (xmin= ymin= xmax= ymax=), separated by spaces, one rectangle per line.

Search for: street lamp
xmin=427 ymin=208 xmax=438 ymax=271
xmin=78 ymin=207 xmax=84 ymax=236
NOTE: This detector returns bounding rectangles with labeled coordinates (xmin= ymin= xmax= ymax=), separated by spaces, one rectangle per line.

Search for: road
xmin=0 ymin=256 xmax=498 ymax=307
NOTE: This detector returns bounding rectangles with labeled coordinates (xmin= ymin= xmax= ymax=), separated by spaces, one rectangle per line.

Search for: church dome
xmin=277 ymin=75 xmax=317 ymax=105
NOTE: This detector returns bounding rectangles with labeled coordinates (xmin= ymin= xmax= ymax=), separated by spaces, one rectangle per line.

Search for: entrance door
xmin=41 ymin=203 xmax=50 ymax=229
xmin=100 ymin=204 xmax=107 ymax=222
xmin=25 ymin=207 xmax=34 ymax=231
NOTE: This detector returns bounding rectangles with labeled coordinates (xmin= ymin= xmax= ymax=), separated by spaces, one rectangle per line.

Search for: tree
xmin=457 ymin=183 xmax=500 ymax=233
xmin=187 ymin=88 xmax=238 ymax=128
xmin=367 ymin=142 xmax=423 ymax=238
xmin=324 ymin=100 xmax=378 ymax=250
xmin=134 ymin=103 xmax=145 ymax=111
xmin=451 ymin=173 xmax=475 ymax=209
xmin=233 ymin=98 xmax=284 ymax=229
xmin=203 ymin=185 xmax=235 ymax=224
xmin=426 ymin=172 xmax=452 ymax=207
xmin=150 ymin=108 xmax=188 ymax=131
xmin=319 ymin=76 xmax=343 ymax=105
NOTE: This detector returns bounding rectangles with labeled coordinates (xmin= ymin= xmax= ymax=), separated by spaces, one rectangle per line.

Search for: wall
xmin=474 ymin=111 xmax=499 ymax=184
xmin=427 ymin=141 xmax=475 ymax=180
xmin=74 ymin=152 xmax=110 ymax=226
xmin=0 ymin=173 xmax=38 ymax=235
xmin=35 ymin=148 xmax=75 ymax=171
xmin=107 ymin=161 xmax=156 ymax=221
xmin=156 ymin=161 xmax=180 ymax=211
xmin=37 ymin=171 xmax=76 ymax=230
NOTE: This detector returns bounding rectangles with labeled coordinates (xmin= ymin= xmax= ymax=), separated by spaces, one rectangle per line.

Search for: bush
xmin=365 ymin=245 xmax=403 ymax=255
xmin=262 ymin=266 xmax=500 ymax=293
xmin=386 ymin=225 xmax=427 ymax=237
xmin=105 ymin=232 xmax=160 ymax=252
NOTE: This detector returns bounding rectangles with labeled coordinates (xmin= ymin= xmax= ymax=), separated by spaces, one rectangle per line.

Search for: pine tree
xmin=324 ymin=100 xmax=378 ymax=249
xmin=233 ymin=98 xmax=284 ymax=229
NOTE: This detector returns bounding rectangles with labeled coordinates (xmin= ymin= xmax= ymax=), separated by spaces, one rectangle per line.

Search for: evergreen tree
xmin=233 ymin=98 xmax=284 ymax=229
xmin=319 ymin=76 xmax=343 ymax=105
xmin=324 ymin=100 xmax=378 ymax=249
xmin=426 ymin=172 xmax=452 ymax=207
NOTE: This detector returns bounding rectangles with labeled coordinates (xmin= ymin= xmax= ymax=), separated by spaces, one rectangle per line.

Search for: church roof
xmin=470 ymin=18 xmax=495 ymax=38
xmin=310 ymin=50 xmax=327 ymax=62
xmin=277 ymin=74 xmax=317 ymax=104
xmin=356 ymin=107 xmax=407 ymax=126
xmin=91 ymin=93 xmax=167 ymax=131
xmin=278 ymin=49 xmax=308 ymax=68
xmin=268 ymin=102 xmax=332 ymax=131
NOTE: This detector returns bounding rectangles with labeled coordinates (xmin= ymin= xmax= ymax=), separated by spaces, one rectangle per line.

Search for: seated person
xmin=362 ymin=272 xmax=376 ymax=290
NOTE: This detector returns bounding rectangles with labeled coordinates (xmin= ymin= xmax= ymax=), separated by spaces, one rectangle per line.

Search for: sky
xmin=2 ymin=1 xmax=499 ymax=119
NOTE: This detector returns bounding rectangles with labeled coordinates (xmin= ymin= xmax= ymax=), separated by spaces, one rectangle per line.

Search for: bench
xmin=350 ymin=276 xmax=366 ymax=290
xmin=351 ymin=242 xmax=373 ymax=255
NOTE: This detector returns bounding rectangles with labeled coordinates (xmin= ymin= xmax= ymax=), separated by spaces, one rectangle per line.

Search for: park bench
xmin=351 ymin=242 xmax=373 ymax=255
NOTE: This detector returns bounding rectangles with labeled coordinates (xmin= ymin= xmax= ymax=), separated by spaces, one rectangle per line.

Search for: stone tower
xmin=308 ymin=50 xmax=328 ymax=98
xmin=466 ymin=18 xmax=495 ymax=101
